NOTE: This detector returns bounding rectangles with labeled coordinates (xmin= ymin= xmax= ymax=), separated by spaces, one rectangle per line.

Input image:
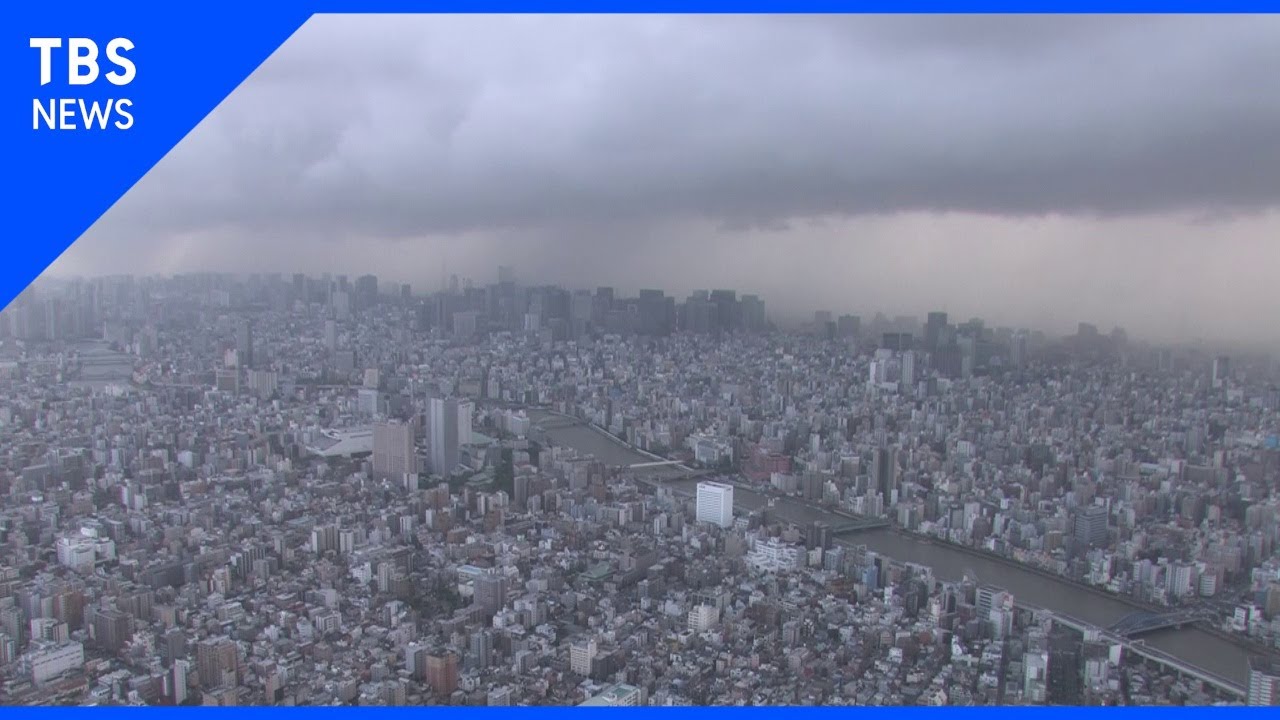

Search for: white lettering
xmin=68 ymin=38 xmax=99 ymax=85
xmin=32 ymin=98 xmax=57 ymax=129
xmin=30 ymin=38 xmax=61 ymax=86
xmin=113 ymin=99 xmax=134 ymax=130
xmin=105 ymin=38 xmax=135 ymax=86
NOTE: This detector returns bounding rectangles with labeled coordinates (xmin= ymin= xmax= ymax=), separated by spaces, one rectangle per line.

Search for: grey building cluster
xmin=0 ymin=271 xmax=1277 ymax=706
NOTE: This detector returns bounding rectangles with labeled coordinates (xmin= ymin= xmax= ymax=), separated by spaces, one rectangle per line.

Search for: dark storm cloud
xmin=97 ymin=14 xmax=1280 ymax=241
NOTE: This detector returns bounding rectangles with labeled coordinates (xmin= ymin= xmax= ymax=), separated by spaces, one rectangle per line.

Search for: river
xmin=531 ymin=411 xmax=1253 ymax=686
xmin=841 ymin=529 xmax=1250 ymax=685
xmin=68 ymin=340 xmax=134 ymax=389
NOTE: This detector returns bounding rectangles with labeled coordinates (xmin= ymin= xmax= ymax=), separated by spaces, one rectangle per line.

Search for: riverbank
xmin=884 ymin=527 xmax=1280 ymax=658
xmin=886 ymin=527 xmax=1165 ymax=613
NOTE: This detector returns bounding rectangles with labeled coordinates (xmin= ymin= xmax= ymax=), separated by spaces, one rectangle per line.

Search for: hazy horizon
xmin=47 ymin=15 xmax=1280 ymax=352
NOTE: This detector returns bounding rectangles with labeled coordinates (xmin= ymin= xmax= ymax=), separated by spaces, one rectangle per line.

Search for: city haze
xmin=52 ymin=14 xmax=1280 ymax=350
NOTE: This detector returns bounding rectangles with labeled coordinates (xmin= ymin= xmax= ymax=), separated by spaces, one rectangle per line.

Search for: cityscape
xmin=0 ymin=269 xmax=1277 ymax=706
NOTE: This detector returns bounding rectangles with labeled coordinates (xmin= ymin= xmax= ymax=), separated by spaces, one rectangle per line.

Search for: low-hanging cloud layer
xmin=59 ymin=15 xmax=1280 ymax=349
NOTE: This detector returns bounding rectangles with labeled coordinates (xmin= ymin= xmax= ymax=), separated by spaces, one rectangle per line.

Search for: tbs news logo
xmin=31 ymin=37 xmax=135 ymax=130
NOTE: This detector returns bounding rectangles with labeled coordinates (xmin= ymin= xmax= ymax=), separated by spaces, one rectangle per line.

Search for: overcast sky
xmin=54 ymin=15 xmax=1280 ymax=349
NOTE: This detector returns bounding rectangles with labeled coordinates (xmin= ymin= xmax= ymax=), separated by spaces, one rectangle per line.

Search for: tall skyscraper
xmin=235 ymin=320 xmax=254 ymax=369
xmin=428 ymin=398 xmax=461 ymax=476
xmin=637 ymin=289 xmax=670 ymax=336
xmin=1249 ymin=656 xmax=1280 ymax=706
xmin=373 ymin=421 xmax=417 ymax=479
xmin=874 ymin=447 xmax=898 ymax=505
xmin=1213 ymin=355 xmax=1232 ymax=388
xmin=708 ymin=289 xmax=740 ymax=334
xmin=696 ymin=481 xmax=734 ymax=528
xmin=1011 ymin=330 xmax=1029 ymax=369
xmin=836 ymin=314 xmax=860 ymax=339
xmin=457 ymin=400 xmax=474 ymax=447
xmin=323 ymin=319 xmax=337 ymax=353
xmin=740 ymin=294 xmax=767 ymax=333
xmin=925 ymin=311 xmax=948 ymax=351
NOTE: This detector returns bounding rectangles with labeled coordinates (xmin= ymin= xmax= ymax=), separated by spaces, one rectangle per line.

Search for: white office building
xmin=569 ymin=638 xmax=598 ymax=676
xmin=687 ymin=604 xmax=720 ymax=633
xmin=24 ymin=641 xmax=84 ymax=685
xmin=696 ymin=481 xmax=734 ymax=528
xmin=746 ymin=537 xmax=804 ymax=572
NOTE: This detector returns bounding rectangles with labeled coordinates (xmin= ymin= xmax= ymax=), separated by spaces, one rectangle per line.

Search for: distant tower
xmin=427 ymin=397 xmax=461 ymax=476
xmin=1213 ymin=356 xmax=1231 ymax=388
xmin=323 ymin=319 xmax=337 ymax=353
xmin=1011 ymin=331 xmax=1029 ymax=369
xmin=925 ymin=311 xmax=948 ymax=352
xmin=235 ymin=320 xmax=254 ymax=369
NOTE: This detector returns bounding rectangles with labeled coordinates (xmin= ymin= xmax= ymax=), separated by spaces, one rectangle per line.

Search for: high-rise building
xmin=1213 ymin=355 xmax=1232 ymax=388
xmin=354 ymin=274 xmax=378 ymax=309
xmin=925 ymin=311 xmax=948 ymax=352
xmin=1047 ymin=630 xmax=1083 ymax=704
xmin=1011 ymin=331 xmax=1029 ymax=369
xmin=427 ymin=398 xmax=461 ymax=476
xmin=1074 ymin=505 xmax=1108 ymax=548
xmin=425 ymin=652 xmax=459 ymax=696
xmin=473 ymin=572 xmax=507 ymax=616
xmin=638 ymin=289 xmax=671 ymax=336
xmin=740 ymin=295 xmax=766 ymax=333
xmin=682 ymin=292 xmax=714 ymax=334
xmin=708 ymin=289 xmax=740 ymax=334
xmin=469 ymin=630 xmax=493 ymax=670
xmin=687 ymin=604 xmax=720 ymax=633
xmin=170 ymin=658 xmax=190 ymax=705
xmin=874 ymin=447 xmax=898 ymax=506
xmin=808 ymin=521 xmax=831 ymax=551
xmin=696 ymin=482 xmax=734 ymax=528
xmin=881 ymin=332 xmax=912 ymax=352
xmin=513 ymin=474 xmax=530 ymax=510
xmin=569 ymin=638 xmax=598 ymax=676
xmin=836 ymin=314 xmax=860 ymax=339
xmin=235 ymin=320 xmax=254 ymax=369
xmin=457 ymin=400 xmax=474 ymax=447
xmin=1249 ymin=656 xmax=1280 ymax=706
xmin=196 ymin=636 xmax=239 ymax=689
xmin=372 ymin=421 xmax=417 ymax=479
xmin=92 ymin=607 xmax=133 ymax=653
xmin=323 ymin=319 xmax=337 ymax=353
